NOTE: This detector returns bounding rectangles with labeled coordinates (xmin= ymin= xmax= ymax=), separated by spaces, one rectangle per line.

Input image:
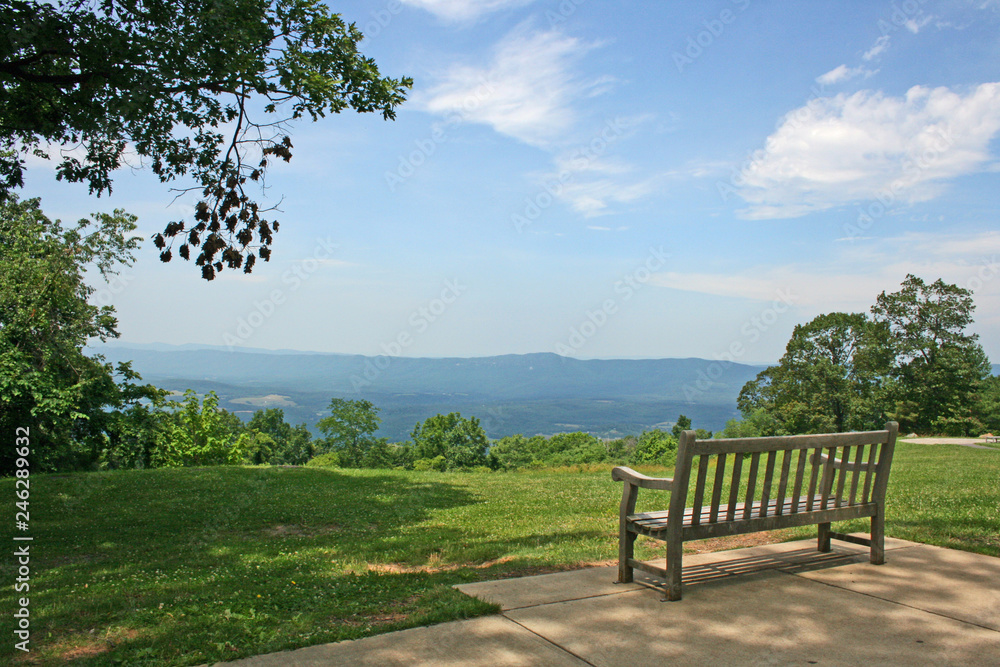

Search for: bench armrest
xmin=612 ymin=466 xmax=674 ymax=491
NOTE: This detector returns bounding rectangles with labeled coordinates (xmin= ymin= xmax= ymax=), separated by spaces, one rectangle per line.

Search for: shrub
xmin=305 ymin=451 xmax=341 ymax=468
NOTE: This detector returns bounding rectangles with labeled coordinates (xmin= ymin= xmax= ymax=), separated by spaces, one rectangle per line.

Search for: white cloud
xmin=734 ymin=83 xmax=1000 ymax=219
xmin=816 ymin=64 xmax=876 ymax=86
xmin=557 ymin=173 xmax=661 ymax=217
xmin=418 ymin=26 xmax=600 ymax=148
xmin=905 ymin=14 xmax=934 ymax=33
xmin=420 ymin=26 xmax=667 ymax=218
xmin=649 ymin=231 xmax=1000 ymax=315
xmin=863 ymin=35 xmax=891 ymax=61
xmin=816 ymin=65 xmax=855 ymax=86
xmin=400 ymin=0 xmax=536 ymax=22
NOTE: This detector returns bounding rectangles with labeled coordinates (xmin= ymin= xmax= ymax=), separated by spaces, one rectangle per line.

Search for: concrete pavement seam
xmin=500 ymin=614 xmax=598 ymax=667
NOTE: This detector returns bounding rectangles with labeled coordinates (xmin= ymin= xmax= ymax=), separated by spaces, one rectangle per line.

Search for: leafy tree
xmin=629 ymin=430 xmax=676 ymax=465
xmin=410 ymin=412 xmax=491 ymax=470
xmin=738 ymin=312 xmax=880 ymax=434
xmin=671 ymin=415 xmax=691 ymax=438
xmin=155 ymin=390 xmax=245 ymax=466
xmin=0 ymin=194 xmax=161 ymax=474
xmin=737 ymin=275 xmax=992 ymax=436
xmin=974 ymin=375 xmax=1000 ymax=433
xmin=360 ymin=438 xmax=397 ymax=469
xmin=247 ymin=407 xmax=314 ymax=464
xmin=490 ymin=434 xmax=547 ymax=470
xmin=1 ymin=0 xmax=411 ymax=279
xmin=236 ymin=429 xmax=277 ymax=465
xmin=542 ymin=432 xmax=606 ymax=467
xmin=718 ymin=408 xmax=781 ymax=438
xmin=316 ymin=398 xmax=380 ymax=466
xmin=871 ymin=275 xmax=991 ymax=434
xmin=305 ymin=451 xmax=341 ymax=468
xmin=97 ymin=382 xmax=173 ymax=470
xmin=278 ymin=424 xmax=316 ymax=465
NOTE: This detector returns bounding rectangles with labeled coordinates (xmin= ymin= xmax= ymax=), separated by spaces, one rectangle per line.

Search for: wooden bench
xmin=612 ymin=422 xmax=898 ymax=600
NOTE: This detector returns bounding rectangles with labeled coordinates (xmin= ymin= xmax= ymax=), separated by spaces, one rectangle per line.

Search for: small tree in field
xmin=410 ymin=413 xmax=491 ymax=470
xmin=316 ymin=398 xmax=381 ymax=467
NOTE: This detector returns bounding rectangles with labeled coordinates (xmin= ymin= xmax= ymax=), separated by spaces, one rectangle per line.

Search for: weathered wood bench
xmin=612 ymin=422 xmax=898 ymax=600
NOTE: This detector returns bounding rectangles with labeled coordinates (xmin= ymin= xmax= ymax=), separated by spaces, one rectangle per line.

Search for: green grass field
xmin=2 ymin=443 xmax=998 ymax=665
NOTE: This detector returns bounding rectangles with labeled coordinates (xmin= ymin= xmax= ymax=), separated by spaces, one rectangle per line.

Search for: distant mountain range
xmin=90 ymin=343 xmax=996 ymax=441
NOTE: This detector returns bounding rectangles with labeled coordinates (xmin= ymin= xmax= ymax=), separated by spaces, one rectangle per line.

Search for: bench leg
xmin=817 ymin=522 xmax=832 ymax=552
xmin=618 ymin=530 xmax=636 ymax=583
xmin=870 ymin=513 xmax=885 ymax=565
xmin=663 ymin=538 xmax=683 ymax=601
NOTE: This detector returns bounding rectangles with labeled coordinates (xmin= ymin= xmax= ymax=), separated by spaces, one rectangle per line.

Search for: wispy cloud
xmin=418 ymin=25 xmax=601 ymax=148
xmin=905 ymin=14 xmax=934 ymax=33
xmin=650 ymin=231 xmax=1000 ymax=313
xmin=815 ymin=64 xmax=876 ymax=86
xmin=863 ymin=35 xmax=890 ymax=61
xmin=400 ymin=0 xmax=537 ymax=22
xmin=735 ymin=82 xmax=1000 ymax=219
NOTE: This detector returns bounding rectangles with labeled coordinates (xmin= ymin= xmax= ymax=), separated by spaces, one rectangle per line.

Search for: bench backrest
xmin=668 ymin=422 xmax=898 ymax=527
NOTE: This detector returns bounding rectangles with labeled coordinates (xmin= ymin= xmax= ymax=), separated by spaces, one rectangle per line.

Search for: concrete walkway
xmin=899 ymin=437 xmax=999 ymax=450
xmin=220 ymin=536 xmax=1000 ymax=666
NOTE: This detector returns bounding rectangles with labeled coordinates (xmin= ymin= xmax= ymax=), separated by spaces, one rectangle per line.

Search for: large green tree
xmin=0 ymin=194 xmax=159 ymax=473
xmin=871 ymin=274 xmax=991 ymax=434
xmin=1 ymin=0 xmax=411 ymax=279
xmin=738 ymin=312 xmax=883 ymax=434
xmin=737 ymin=275 xmax=992 ymax=436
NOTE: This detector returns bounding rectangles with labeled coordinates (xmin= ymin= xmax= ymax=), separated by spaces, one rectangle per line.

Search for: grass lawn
xmin=1 ymin=442 xmax=998 ymax=665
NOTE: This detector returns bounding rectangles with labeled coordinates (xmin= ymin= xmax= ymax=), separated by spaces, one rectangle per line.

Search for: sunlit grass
xmin=0 ymin=443 xmax=996 ymax=665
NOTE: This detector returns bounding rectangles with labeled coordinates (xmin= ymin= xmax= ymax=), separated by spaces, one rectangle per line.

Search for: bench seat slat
xmin=627 ymin=495 xmax=879 ymax=536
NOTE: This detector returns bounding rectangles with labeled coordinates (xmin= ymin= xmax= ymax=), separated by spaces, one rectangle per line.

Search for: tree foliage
xmin=155 ymin=390 xmax=247 ymax=466
xmin=410 ymin=412 xmax=491 ymax=470
xmin=0 ymin=194 xmax=163 ymax=473
xmin=871 ymin=275 xmax=991 ymax=434
xmin=316 ymin=397 xmax=381 ymax=466
xmin=248 ymin=407 xmax=314 ymax=464
xmin=737 ymin=275 xmax=992 ymax=436
xmin=738 ymin=312 xmax=882 ymax=434
xmin=1 ymin=0 xmax=411 ymax=279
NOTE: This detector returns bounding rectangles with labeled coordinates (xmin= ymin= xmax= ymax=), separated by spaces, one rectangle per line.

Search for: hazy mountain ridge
xmin=89 ymin=344 xmax=768 ymax=439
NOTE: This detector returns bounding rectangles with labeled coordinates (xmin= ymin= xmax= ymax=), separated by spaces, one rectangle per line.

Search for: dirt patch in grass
xmin=366 ymin=556 xmax=518 ymax=574
xmin=18 ymin=627 xmax=144 ymax=664
xmin=263 ymin=524 xmax=342 ymax=538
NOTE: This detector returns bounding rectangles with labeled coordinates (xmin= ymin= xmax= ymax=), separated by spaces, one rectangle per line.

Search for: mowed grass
xmin=1 ymin=443 xmax=997 ymax=666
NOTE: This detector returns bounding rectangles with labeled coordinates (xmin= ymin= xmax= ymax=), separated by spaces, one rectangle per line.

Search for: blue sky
xmin=22 ymin=0 xmax=1000 ymax=364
